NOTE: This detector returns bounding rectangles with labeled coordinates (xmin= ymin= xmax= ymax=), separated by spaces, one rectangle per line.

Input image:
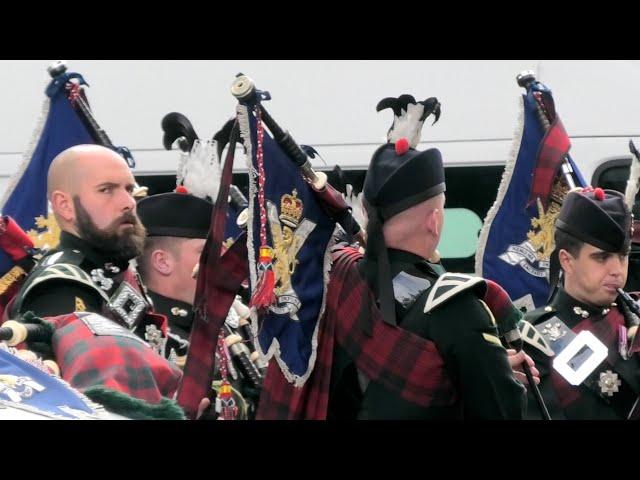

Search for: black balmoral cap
xmin=556 ymin=188 xmax=632 ymax=253
xmin=137 ymin=192 xmax=213 ymax=239
xmin=359 ymin=140 xmax=446 ymax=333
xmin=363 ymin=142 xmax=445 ymax=220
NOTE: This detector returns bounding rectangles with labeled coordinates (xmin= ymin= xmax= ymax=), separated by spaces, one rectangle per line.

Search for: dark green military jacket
xmin=11 ymin=232 xmax=133 ymax=319
xmin=521 ymin=287 xmax=640 ymax=420
xmin=9 ymin=232 xmax=148 ymax=358
xmin=328 ymin=248 xmax=526 ymax=420
xmin=147 ymin=290 xmax=191 ymax=364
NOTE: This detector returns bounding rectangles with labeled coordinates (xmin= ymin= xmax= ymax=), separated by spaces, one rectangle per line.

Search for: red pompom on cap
xmin=175 ymin=185 xmax=188 ymax=194
xmin=395 ymin=137 xmax=409 ymax=156
xmin=594 ymin=187 xmax=605 ymax=201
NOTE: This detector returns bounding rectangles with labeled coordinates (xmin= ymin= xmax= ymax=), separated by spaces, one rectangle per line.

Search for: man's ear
xmin=151 ymin=249 xmax=173 ymax=276
xmin=50 ymin=191 xmax=74 ymax=222
xmin=558 ymin=248 xmax=574 ymax=275
xmin=426 ymin=208 xmax=439 ymax=236
xmin=434 ymin=208 xmax=442 ymax=237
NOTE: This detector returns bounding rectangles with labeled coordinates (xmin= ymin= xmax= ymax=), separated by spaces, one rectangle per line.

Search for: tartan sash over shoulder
xmin=257 ymin=246 xmax=457 ymax=419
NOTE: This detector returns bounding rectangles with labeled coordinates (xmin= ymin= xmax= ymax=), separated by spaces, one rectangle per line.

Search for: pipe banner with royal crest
xmin=476 ymin=79 xmax=587 ymax=310
xmin=238 ymin=103 xmax=337 ymax=386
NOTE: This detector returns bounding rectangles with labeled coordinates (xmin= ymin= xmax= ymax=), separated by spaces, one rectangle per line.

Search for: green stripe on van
xmin=440 ymin=208 xmax=483 ymax=259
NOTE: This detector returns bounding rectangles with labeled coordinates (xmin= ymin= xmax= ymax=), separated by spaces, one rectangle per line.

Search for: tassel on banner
xmin=248 ymin=105 xmax=277 ymax=312
xmin=249 ymin=245 xmax=276 ymax=310
xmin=215 ymin=329 xmax=238 ymax=421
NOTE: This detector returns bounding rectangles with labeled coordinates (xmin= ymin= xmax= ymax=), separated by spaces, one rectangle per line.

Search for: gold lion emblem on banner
xmin=26 ymin=212 xmax=61 ymax=250
xmin=527 ymin=179 xmax=569 ymax=261
xmin=499 ymin=177 xmax=570 ymax=278
xmin=266 ymin=189 xmax=316 ymax=321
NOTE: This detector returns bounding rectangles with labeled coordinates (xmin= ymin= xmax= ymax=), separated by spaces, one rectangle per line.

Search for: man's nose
xmin=609 ymin=256 xmax=625 ymax=276
xmin=120 ymin=189 xmax=136 ymax=211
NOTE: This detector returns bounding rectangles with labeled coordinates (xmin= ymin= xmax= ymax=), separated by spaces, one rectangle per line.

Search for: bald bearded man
xmin=11 ymin=145 xmax=148 ymax=320
xmin=3 ymin=145 xmax=187 ymax=411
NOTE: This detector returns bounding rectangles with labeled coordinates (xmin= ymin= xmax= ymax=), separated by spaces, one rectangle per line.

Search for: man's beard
xmin=74 ymin=196 xmax=147 ymax=262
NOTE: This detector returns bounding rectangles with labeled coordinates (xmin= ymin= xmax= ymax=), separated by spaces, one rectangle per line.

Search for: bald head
xmin=48 ymin=144 xmax=139 ymax=238
xmin=383 ymin=192 xmax=445 ymax=259
xmin=47 ymin=145 xmax=130 ymax=199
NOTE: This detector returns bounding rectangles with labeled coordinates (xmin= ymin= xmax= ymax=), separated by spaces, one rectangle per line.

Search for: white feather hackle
xmin=387 ymin=103 xmax=426 ymax=148
xmin=625 ymin=148 xmax=640 ymax=211
xmin=343 ymin=184 xmax=367 ymax=231
xmin=177 ymin=139 xmax=221 ymax=201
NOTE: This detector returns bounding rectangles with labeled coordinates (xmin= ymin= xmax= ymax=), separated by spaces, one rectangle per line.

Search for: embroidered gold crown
xmin=280 ymin=189 xmax=303 ymax=228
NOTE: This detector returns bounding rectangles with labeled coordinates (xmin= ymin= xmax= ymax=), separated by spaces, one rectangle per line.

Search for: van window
xmin=591 ymin=156 xmax=639 ymax=214
xmin=592 ymin=157 xmax=632 ymax=193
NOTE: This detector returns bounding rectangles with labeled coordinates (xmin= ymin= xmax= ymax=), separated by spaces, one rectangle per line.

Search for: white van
xmin=2 ymin=60 xmax=639 ymax=272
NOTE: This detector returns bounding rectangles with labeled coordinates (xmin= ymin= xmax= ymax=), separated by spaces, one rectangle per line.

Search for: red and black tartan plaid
xmin=482 ymin=279 xmax=523 ymax=329
xmin=0 ymin=216 xmax=36 ymax=321
xmin=176 ymin=235 xmax=248 ymax=418
xmin=528 ymin=117 xmax=571 ymax=209
xmin=257 ymin=246 xmax=459 ymax=419
xmin=175 ymin=122 xmax=246 ymax=419
xmin=0 ymin=215 xmax=34 ymax=263
xmin=257 ymin=248 xmax=523 ymax=419
xmin=44 ymin=312 xmax=182 ymax=404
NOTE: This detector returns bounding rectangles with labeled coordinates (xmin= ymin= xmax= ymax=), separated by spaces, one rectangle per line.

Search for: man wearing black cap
xmin=138 ymin=190 xmax=262 ymax=418
xmin=136 ymin=190 xmax=212 ymax=365
xmin=520 ymin=187 xmax=640 ymax=419
xmin=326 ymin=137 xmax=527 ymax=420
